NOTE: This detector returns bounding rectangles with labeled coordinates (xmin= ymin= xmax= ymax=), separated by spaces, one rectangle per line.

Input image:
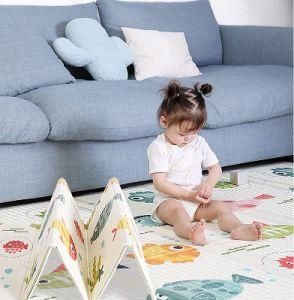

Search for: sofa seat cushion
xmin=22 ymin=65 xmax=292 ymax=141
xmin=0 ymin=97 xmax=50 ymax=144
xmin=22 ymin=80 xmax=162 ymax=141
xmin=151 ymin=65 xmax=293 ymax=128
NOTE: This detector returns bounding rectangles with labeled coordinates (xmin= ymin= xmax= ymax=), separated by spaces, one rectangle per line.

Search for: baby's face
xmin=165 ymin=122 xmax=198 ymax=147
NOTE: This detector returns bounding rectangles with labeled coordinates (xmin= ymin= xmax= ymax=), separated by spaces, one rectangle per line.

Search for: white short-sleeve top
xmin=147 ymin=133 xmax=219 ymax=191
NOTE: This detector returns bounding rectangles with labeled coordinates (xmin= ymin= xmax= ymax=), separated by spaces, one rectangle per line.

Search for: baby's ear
xmin=159 ymin=116 xmax=168 ymax=128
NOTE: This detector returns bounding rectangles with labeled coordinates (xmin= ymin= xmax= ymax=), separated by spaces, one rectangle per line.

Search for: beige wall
xmin=209 ymin=0 xmax=293 ymax=27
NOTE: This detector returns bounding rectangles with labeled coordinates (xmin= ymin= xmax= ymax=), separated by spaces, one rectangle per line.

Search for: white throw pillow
xmin=122 ymin=27 xmax=201 ymax=80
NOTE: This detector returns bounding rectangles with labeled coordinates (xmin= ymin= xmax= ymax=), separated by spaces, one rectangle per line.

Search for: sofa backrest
xmin=0 ymin=3 xmax=98 ymax=42
xmin=0 ymin=2 xmax=99 ymax=79
xmin=97 ymin=0 xmax=223 ymax=67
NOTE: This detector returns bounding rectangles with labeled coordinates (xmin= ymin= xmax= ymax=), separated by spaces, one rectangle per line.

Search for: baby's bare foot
xmin=230 ymin=222 xmax=263 ymax=241
xmin=188 ymin=218 xmax=206 ymax=246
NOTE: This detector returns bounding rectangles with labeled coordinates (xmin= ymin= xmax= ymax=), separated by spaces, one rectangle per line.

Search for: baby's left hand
xmin=198 ymin=182 xmax=213 ymax=199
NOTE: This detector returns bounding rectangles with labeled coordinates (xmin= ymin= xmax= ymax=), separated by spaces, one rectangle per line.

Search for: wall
xmin=123 ymin=0 xmax=294 ymax=27
xmin=209 ymin=0 xmax=293 ymax=27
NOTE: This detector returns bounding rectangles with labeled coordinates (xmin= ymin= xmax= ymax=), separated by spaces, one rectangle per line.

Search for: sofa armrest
xmin=220 ymin=25 xmax=293 ymax=66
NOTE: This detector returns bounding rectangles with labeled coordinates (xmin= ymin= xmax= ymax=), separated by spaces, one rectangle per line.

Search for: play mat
xmin=0 ymin=161 xmax=293 ymax=299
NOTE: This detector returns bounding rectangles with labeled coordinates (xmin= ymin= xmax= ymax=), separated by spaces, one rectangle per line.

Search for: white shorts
xmin=151 ymin=194 xmax=200 ymax=225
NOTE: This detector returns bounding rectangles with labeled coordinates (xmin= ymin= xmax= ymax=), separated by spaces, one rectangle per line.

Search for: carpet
xmin=0 ymin=161 xmax=293 ymax=299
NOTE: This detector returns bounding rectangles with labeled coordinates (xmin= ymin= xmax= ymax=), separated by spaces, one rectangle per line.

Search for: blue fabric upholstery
xmin=0 ymin=26 xmax=75 ymax=97
xmin=156 ymin=65 xmax=293 ymax=128
xmin=22 ymin=65 xmax=292 ymax=141
xmin=220 ymin=26 xmax=293 ymax=67
xmin=0 ymin=115 xmax=292 ymax=202
xmin=22 ymin=79 xmax=162 ymax=141
xmin=0 ymin=3 xmax=99 ymax=43
xmin=96 ymin=0 xmax=222 ymax=67
xmin=0 ymin=97 xmax=49 ymax=143
xmin=0 ymin=3 xmax=100 ymax=80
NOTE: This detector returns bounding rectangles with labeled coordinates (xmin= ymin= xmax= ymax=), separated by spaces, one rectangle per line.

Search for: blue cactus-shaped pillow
xmin=53 ymin=18 xmax=134 ymax=80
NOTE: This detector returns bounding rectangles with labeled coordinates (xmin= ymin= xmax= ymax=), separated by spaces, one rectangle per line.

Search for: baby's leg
xmin=157 ymin=199 xmax=206 ymax=245
xmin=194 ymin=201 xmax=262 ymax=241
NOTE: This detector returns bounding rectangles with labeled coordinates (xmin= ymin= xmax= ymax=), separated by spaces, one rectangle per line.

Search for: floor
xmin=0 ymin=160 xmax=293 ymax=299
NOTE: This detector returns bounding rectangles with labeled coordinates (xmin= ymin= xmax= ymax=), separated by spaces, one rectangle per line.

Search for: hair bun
xmin=194 ymin=82 xmax=213 ymax=97
xmin=166 ymin=80 xmax=181 ymax=98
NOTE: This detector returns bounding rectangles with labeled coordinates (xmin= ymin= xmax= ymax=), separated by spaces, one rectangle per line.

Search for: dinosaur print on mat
xmin=74 ymin=220 xmax=85 ymax=245
xmin=128 ymin=191 xmax=155 ymax=203
xmin=215 ymin=181 xmax=237 ymax=189
xmin=112 ymin=217 xmax=130 ymax=241
xmin=90 ymin=201 xmax=113 ymax=244
xmin=271 ymin=167 xmax=293 ymax=177
xmin=277 ymin=256 xmax=294 ymax=269
xmin=128 ymin=243 xmax=200 ymax=265
xmin=262 ymin=225 xmax=294 ymax=239
xmin=262 ymin=250 xmax=294 ymax=272
xmin=135 ymin=215 xmax=165 ymax=227
xmin=52 ymin=219 xmax=77 ymax=261
xmin=0 ymin=237 xmax=32 ymax=258
xmin=88 ymin=255 xmax=104 ymax=292
xmin=148 ymin=274 xmax=262 ymax=300
xmin=224 ymin=194 xmax=274 ymax=211
xmin=37 ymin=264 xmax=74 ymax=289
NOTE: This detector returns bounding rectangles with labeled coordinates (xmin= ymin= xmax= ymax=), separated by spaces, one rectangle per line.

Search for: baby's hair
xmin=158 ymin=80 xmax=213 ymax=132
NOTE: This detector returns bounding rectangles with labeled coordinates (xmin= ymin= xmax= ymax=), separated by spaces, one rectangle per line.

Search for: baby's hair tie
xmin=194 ymin=82 xmax=213 ymax=97
xmin=195 ymin=82 xmax=202 ymax=94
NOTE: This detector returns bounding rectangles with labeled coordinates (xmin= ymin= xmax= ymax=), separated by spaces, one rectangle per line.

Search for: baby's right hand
xmin=187 ymin=190 xmax=210 ymax=204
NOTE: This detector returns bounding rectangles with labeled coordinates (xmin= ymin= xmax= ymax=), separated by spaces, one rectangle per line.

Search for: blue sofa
xmin=0 ymin=1 xmax=292 ymax=203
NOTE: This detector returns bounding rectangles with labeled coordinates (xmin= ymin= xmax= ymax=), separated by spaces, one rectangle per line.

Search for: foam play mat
xmin=0 ymin=162 xmax=293 ymax=299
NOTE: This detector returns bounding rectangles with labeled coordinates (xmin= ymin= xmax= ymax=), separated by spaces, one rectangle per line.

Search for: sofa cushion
xmin=22 ymin=79 xmax=162 ymax=141
xmin=165 ymin=65 xmax=293 ymax=128
xmin=0 ymin=26 xmax=75 ymax=97
xmin=0 ymin=3 xmax=100 ymax=79
xmin=121 ymin=27 xmax=201 ymax=80
xmin=0 ymin=3 xmax=99 ymax=43
xmin=0 ymin=97 xmax=50 ymax=144
xmin=21 ymin=65 xmax=292 ymax=141
xmin=96 ymin=0 xmax=222 ymax=67
xmin=53 ymin=18 xmax=133 ymax=80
